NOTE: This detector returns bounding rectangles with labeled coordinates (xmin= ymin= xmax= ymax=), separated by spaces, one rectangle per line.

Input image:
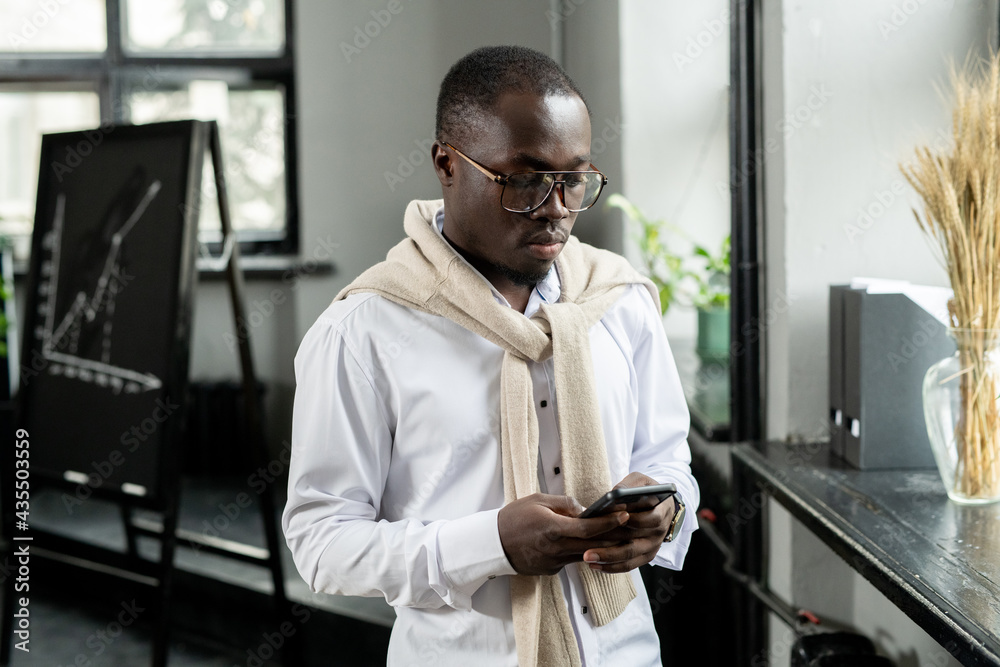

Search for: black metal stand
xmin=0 ymin=120 xmax=293 ymax=666
xmin=204 ymin=120 xmax=298 ymax=664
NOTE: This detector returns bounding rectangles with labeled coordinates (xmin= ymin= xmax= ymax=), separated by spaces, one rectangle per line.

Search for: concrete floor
xmin=2 ymin=477 xmax=395 ymax=666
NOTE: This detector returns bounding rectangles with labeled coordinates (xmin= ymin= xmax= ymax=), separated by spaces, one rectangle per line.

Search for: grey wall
xmin=186 ymin=1 xmax=624 ymax=455
xmin=762 ymin=2 xmax=996 ymax=665
xmin=562 ymin=0 xmax=624 ymax=254
xmin=763 ymin=0 xmax=997 ymax=441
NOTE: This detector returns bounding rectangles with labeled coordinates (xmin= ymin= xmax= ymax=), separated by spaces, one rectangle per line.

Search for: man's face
xmin=435 ymin=91 xmax=593 ymax=287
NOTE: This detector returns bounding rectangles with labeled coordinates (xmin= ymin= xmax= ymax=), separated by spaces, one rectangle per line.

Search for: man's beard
xmin=493 ymin=260 xmax=549 ymax=288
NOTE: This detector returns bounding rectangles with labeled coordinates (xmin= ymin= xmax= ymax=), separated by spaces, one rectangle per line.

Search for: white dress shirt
xmin=283 ymin=209 xmax=699 ymax=666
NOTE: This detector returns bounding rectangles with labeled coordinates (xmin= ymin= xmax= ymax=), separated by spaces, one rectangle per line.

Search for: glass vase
xmin=922 ymin=329 xmax=1000 ymax=505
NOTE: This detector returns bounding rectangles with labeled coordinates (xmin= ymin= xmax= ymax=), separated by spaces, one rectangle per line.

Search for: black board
xmin=17 ymin=120 xmax=204 ymax=508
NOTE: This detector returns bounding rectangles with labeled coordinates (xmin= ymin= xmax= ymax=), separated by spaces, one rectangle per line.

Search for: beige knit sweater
xmin=335 ymin=199 xmax=659 ymax=666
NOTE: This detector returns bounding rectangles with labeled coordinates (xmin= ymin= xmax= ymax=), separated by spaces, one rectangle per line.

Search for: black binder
xmin=828 ymin=284 xmax=954 ymax=469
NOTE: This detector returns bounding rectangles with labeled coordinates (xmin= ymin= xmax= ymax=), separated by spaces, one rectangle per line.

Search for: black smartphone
xmin=578 ymin=483 xmax=677 ymax=519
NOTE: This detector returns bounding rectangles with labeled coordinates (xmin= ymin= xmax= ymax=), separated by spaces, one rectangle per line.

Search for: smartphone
xmin=578 ymin=483 xmax=677 ymax=519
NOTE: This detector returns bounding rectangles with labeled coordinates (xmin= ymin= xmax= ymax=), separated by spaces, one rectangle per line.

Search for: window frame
xmin=0 ymin=0 xmax=299 ymax=257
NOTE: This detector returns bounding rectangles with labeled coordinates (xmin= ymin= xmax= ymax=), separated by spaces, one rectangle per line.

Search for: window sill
xmin=13 ymin=256 xmax=334 ymax=282
xmin=194 ymin=255 xmax=335 ymax=281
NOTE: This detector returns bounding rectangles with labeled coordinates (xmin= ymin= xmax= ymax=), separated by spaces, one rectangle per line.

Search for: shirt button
xmin=488 ymin=575 xmax=496 ymax=580
xmin=540 ymin=400 xmax=548 ymax=407
xmin=581 ymin=606 xmax=588 ymax=614
xmin=554 ymin=466 xmax=560 ymax=475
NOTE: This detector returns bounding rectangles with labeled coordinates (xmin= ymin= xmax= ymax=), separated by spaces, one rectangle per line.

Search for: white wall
xmin=763 ymin=2 xmax=996 ymax=665
xmin=620 ymin=0 xmax=731 ymax=338
xmin=763 ymin=0 xmax=996 ymax=440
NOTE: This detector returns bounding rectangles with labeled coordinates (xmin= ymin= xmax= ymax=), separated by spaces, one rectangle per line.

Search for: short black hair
xmin=435 ymin=45 xmax=589 ymax=145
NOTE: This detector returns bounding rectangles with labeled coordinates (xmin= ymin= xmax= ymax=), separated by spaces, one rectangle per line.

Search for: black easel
xmin=1 ymin=120 xmax=292 ymax=666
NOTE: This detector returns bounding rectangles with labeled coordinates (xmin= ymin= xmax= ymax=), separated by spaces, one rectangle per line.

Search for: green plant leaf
xmin=658 ymin=285 xmax=671 ymax=314
xmin=605 ymin=193 xmax=647 ymax=227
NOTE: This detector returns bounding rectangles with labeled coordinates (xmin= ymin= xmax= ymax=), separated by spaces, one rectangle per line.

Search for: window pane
xmin=123 ymin=0 xmax=284 ymax=54
xmin=0 ymin=89 xmax=101 ymax=260
xmin=128 ymin=82 xmax=286 ymax=238
xmin=0 ymin=0 xmax=106 ymax=52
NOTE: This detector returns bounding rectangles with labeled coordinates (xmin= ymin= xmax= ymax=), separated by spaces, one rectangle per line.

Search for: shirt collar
xmin=433 ymin=206 xmax=561 ymax=316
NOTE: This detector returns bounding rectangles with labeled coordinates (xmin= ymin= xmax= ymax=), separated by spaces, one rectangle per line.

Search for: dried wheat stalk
xmin=901 ymin=51 xmax=1000 ymax=499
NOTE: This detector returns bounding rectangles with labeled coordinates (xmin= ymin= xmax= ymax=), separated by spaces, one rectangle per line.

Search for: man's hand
xmin=581 ymin=472 xmax=676 ymax=574
xmin=498 ymin=493 xmax=629 ymax=576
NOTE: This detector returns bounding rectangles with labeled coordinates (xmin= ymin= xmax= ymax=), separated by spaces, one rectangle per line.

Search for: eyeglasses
xmin=441 ymin=141 xmax=607 ymax=213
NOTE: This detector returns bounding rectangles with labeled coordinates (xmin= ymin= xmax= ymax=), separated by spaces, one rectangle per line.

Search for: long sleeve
xmin=281 ymin=305 xmax=516 ymax=611
xmin=624 ymin=286 xmax=701 ymax=569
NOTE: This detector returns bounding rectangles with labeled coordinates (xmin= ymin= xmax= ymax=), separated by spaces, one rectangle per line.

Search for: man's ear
xmin=432 ymin=142 xmax=454 ymax=187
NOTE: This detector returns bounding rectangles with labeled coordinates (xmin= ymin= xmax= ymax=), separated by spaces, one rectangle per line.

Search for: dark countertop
xmin=732 ymin=441 xmax=1000 ymax=666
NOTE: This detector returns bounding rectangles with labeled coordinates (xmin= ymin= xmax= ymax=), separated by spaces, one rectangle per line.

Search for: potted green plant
xmin=605 ymin=193 xmax=687 ymax=314
xmin=690 ymin=235 xmax=730 ymax=364
xmin=606 ymin=194 xmax=730 ymax=362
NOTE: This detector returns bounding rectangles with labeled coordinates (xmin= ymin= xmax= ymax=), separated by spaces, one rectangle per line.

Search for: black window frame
xmin=0 ymin=0 xmax=299 ymax=258
xmin=728 ymin=0 xmax=763 ymax=445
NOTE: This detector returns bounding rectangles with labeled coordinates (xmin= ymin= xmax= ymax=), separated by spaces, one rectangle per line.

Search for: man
xmin=283 ymin=45 xmax=699 ymax=666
